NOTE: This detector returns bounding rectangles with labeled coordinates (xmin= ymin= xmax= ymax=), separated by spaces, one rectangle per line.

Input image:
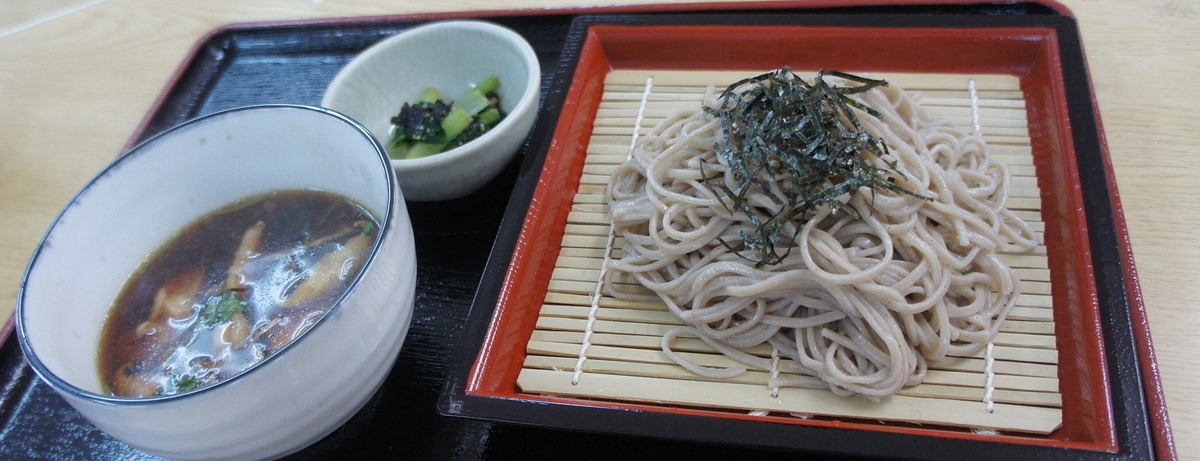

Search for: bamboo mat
xmin=516 ymin=70 xmax=1062 ymax=435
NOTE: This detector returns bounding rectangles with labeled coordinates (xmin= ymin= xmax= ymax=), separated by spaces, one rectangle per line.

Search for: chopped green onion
xmin=452 ymin=90 xmax=489 ymax=116
xmin=200 ymin=291 xmax=247 ymax=327
xmin=440 ymin=107 xmax=473 ymax=140
xmin=478 ymin=107 xmax=502 ymax=125
xmin=167 ymin=373 xmax=201 ymax=393
xmin=405 ymin=141 xmax=445 ymax=159
xmin=387 ymin=140 xmax=412 ymax=159
xmin=473 ymin=75 xmax=500 ymax=96
xmin=417 ymin=87 xmax=441 ymax=103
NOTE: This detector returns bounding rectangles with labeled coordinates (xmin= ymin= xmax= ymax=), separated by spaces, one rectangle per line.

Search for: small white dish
xmin=321 ymin=20 xmax=541 ymax=202
xmin=16 ymin=105 xmax=416 ymax=460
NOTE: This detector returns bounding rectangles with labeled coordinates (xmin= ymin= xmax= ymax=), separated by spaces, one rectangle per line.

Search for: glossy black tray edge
xmin=437 ymin=6 xmax=1160 ymax=461
xmin=0 ymin=5 xmax=1070 ymax=460
xmin=0 ymin=3 xmax=1155 ymax=461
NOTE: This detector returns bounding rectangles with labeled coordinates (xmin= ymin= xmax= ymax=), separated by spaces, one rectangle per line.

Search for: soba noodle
xmin=604 ymin=73 xmax=1039 ymax=400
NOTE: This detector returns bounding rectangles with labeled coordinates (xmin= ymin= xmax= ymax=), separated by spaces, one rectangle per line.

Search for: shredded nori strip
xmin=702 ymin=68 xmax=928 ymax=267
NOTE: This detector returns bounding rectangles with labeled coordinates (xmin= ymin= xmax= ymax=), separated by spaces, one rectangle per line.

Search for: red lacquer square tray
xmin=437 ymin=3 xmax=1173 ymax=460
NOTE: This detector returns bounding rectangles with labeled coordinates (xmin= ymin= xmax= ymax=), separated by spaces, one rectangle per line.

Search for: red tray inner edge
xmin=466 ymin=23 xmax=1115 ymax=452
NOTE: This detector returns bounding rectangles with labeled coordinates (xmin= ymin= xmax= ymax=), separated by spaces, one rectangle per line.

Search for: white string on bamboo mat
xmin=769 ymin=348 xmax=781 ymax=398
xmin=572 ymin=76 xmax=654 ymax=385
xmin=984 ymin=342 xmax=997 ymax=413
xmin=969 ymin=79 xmax=983 ymax=137
xmin=971 ymin=78 xmax=998 ymax=414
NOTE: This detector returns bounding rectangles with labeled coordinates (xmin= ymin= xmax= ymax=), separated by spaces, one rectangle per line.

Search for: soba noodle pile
xmin=604 ymin=70 xmax=1038 ymax=400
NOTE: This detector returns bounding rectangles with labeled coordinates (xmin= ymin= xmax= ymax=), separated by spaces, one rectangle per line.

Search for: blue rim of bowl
xmin=15 ymin=104 xmax=399 ymax=406
xmin=320 ymin=20 xmax=541 ymax=169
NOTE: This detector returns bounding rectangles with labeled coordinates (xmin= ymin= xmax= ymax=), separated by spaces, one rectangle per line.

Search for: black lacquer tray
xmin=0 ymin=3 xmax=1171 ymax=460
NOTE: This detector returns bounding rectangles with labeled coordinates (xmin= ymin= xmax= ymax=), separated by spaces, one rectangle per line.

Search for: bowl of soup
xmin=16 ymin=105 xmax=416 ymax=460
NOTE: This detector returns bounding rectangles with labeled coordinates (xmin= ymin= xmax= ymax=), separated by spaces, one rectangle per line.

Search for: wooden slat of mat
xmin=519 ymin=70 xmax=1061 ymax=434
xmin=521 ymin=355 xmax=1062 ymax=407
xmin=517 ymin=369 xmax=1062 ymax=434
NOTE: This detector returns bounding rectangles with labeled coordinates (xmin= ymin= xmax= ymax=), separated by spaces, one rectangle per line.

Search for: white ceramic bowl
xmin=321 ymin=20 xmax=540 ymax=202
xmin=16 ymin=105 xmax=416 ymax=460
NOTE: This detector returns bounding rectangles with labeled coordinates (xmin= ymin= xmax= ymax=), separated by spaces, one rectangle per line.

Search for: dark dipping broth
xmin=99 ymin=190 xmax=379 ymax=397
